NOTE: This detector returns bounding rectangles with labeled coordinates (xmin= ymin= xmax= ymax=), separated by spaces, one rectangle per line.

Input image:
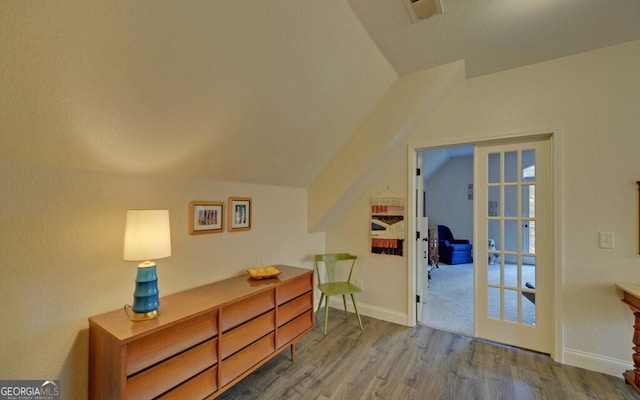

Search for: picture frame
xmin=228 ymin=197 xmax=252 ymax=232
xmin=188 ymin=201 xmax=224 ymax=235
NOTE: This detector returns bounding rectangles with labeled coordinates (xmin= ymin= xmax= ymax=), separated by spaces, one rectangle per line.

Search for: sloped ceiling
xmin=1 ymin=1 xmax=397 ymax=187
xmin=422 ymin=145 xmax=473 ymax=183
xmin=348 ymin=0 xmax=640 ymax=77
xmin=2 ymin=1 xmax=640 ymax=188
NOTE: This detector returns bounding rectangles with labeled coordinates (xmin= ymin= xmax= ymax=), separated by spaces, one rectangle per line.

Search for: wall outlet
xmin=599 ymin=232 xmax=614 ymax=249
xmin=356 ymin=279 xmax=364 ymax=290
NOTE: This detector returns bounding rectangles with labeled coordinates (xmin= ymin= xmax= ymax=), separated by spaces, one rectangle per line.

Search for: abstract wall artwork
xmin=370 ymin=197 xmax=405 ymax=256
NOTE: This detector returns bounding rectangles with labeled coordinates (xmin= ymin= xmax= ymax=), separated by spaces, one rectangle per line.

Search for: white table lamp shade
xmin=123 ymin=210 xmax=172 ymax=261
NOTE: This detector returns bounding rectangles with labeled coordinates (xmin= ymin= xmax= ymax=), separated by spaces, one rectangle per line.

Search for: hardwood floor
xmin=218 ymin=311 xmax=637 ymax=400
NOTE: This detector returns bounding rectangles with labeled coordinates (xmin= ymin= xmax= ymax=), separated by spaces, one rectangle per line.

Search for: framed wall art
xmin=188 ymin=201 xmax=224 ymax=235
xmin=228 ymin=197 xmax=252 ymax=232
xmin=370 ymin=197 xmax=405 ymax=256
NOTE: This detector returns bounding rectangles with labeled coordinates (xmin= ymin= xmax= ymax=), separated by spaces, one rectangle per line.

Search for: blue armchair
xmin=437 ymin=225 xmax=473 ymax=265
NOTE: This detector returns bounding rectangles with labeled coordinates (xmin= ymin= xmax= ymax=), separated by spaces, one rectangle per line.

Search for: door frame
xmin=415 ymin=150 xmax=425 ymax=323
xmin=406 ymin=131 xmax=564 ymax=361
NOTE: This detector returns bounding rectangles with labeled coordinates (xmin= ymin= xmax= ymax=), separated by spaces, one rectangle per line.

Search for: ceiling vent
xmin=404 ymin=0 xmax=443 ymax=23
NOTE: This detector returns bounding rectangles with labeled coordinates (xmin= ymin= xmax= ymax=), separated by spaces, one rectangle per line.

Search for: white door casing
xmin=415 ymin=151 xmax=424 ymax=322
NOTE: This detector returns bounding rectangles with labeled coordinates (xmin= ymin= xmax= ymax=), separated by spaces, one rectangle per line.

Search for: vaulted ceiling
xmin=349 ymin=0 xmax=640 ymax=77
xmin=3 ymin=1 xmax=640 ymax=188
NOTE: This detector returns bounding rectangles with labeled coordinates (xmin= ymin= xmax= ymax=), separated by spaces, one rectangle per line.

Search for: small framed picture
xmin=228 ymin=197 xmax=252 ymax=232
xmin=188 ymin=201 xmax=224 ymax=235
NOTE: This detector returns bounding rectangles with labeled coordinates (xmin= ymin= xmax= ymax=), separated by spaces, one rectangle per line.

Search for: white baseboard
xmin=563 ymin=347 xmax=631 ymax=377
xmin=324 ymin=297 xmax=408 ymax=326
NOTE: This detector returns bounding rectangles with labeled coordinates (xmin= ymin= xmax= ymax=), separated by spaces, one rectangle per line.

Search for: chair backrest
xmin=437 ymin=225 xmax=454 ymax=242
xmin=314 ymin=253 xmax=357 ymax=285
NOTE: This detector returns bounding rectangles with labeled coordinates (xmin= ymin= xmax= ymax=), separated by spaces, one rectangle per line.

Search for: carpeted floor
xmin=420 ymin=262 xmax=536 ymax=336
xmin=421 ymin=263 xmax=474 ymax=335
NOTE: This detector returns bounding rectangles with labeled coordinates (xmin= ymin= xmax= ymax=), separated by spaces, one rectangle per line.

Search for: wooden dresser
xmin=89 ymin=265 xmax=314 ymax=400
xmin=615 ymin=283 xmax=640 ymax=396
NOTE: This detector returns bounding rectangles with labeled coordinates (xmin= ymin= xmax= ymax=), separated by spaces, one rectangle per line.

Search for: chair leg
xmin=351 ymin=294 xmax=364 ymax=331
xmin=342 ymin=295 xmax=348 ymax=317
xmin=316 ymin=293 xmax=325 ymax=319
xmin=323 ymin=295 xmax=330 ymax=335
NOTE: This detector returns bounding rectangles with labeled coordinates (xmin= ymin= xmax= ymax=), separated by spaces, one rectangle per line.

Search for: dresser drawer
xmin=127 ymin=310 xmax=218 ymax=375
xmin=220 ymin=333 xmax=275 ymax=387
xmin=277 ymin=292 xmax=312 ymax=327
xmin=156 ymin=366 xmax=218 ymax=400
xmin=127 ymin=338 xmax=218 ymax=400
xmin=277 ymin=310 xmax=313 ymax=349
xmin=276 ymin=273 xmax=312 ymax=305
xmin=221 ymin=290 xmax=275 ymax=332
xmin=220 ymin=310 xmax=275 ymax=359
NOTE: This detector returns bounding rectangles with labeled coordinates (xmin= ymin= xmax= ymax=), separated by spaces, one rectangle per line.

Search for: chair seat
xmin=446 ymin=243 xmax=472 ymax=251
xmin=318 ymin=282 xmax=361 ymax=297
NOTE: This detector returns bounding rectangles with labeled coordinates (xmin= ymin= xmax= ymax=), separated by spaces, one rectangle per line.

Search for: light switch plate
xmin=599 ymin=232 xmax=614 ymax=249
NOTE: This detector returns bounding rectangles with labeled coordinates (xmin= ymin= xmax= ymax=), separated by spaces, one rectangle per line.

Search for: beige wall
xmin=0 ymin=163 xmax=324 ymax=398
xmin=325 ymin=145 xmax=410 ymax=323
xmin=325 ymin=40 xmax=640 ymax=375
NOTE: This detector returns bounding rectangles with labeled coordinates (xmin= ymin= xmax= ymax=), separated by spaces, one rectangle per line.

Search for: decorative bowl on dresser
xmin=89 ymin=265 xmax=314 ymax=400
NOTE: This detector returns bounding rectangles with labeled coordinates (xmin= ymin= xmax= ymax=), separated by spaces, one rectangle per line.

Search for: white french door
xmin=475 ymin=137 xmax=552 ymax=353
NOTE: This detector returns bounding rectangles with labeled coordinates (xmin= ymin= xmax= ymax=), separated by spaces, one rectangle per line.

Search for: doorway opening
xmin=419 ymin=145 xmax=475 ymax=336
xmin=413 ymin=134 xmax=555 ymax=355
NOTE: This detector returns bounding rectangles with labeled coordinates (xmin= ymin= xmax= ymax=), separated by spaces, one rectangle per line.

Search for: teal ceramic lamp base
xmin=125 ymin=261 xmax=160 ymax=321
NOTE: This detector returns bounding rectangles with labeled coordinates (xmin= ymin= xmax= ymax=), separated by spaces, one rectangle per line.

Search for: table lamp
xmin=123 ymin=209 xmax=171 ymax=321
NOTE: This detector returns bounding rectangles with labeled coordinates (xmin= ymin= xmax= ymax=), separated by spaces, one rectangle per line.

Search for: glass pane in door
xmin=522 ymin=150 xmax=536 ymax=181
xmin=522 ymin=184 xmax=535 ymax=217
xmin=488 ymin=186 xmax=501 ymax=217
xmin=489 ymin=153 xmax=501 ymax=183
xmin=505 ymin=185 xmax=517 ymax=218
xmin=522 ymin=220 xmax=535 ymax=254
xmin=505 ymin=220 xmax=518 ymax=252
xmin=504 ymin=261 xmax=517 ymax=287
xmin=504 ymin=151 xmax=518 ymax=183
xmin=488 ymin=263 xmax=500 ymax=286
xmin=522 ymin=298 xmax=536 ymax=326
xmin=504 ymin=289 xmax=518 ymax=322
xmin=522 ymin=256 xmax=536 ymax=288
xmin=488 ymin=219 xmax=501 ymax=286
xmin=488 ymin=286 xmax=501 ymax=319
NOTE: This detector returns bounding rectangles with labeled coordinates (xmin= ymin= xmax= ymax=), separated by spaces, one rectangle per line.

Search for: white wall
xmin=0 ymin=162 xmax=324 ymax=399
xmin=325 ymin=146 xmax=409 ymax=323
xmin=425 ymin=155 xmax=474 ymax=243
xmin=324 ymin=40 xmax=640 ymax=376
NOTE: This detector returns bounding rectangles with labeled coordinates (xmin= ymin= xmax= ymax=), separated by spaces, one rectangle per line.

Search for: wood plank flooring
xmin=218 ymin=311 xmax=637 ymax=400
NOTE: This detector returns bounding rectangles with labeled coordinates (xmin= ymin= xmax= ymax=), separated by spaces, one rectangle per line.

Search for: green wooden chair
xmin=314 ymin=253 xmax=364 ymax=335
